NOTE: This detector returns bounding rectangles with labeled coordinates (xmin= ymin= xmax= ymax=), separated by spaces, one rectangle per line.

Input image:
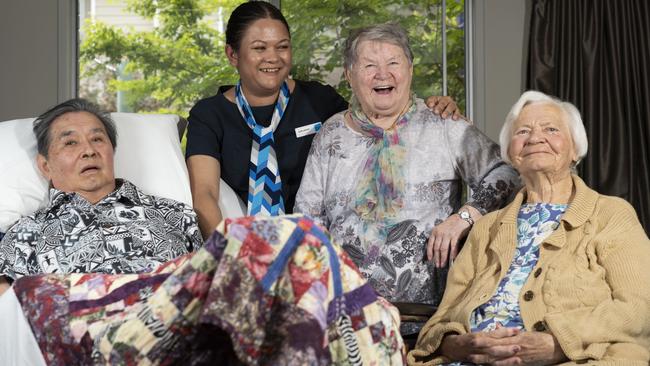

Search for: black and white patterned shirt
xmin=0 ymin=179 xmax=203 ymax=279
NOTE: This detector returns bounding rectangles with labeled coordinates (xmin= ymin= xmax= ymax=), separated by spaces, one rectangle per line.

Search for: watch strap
xmin=457 ymin=209 xmax=474 ymax=226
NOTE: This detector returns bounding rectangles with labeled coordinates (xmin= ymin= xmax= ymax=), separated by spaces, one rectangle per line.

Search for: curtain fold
xmin=527 ymin=0 xmax=650 ymax=232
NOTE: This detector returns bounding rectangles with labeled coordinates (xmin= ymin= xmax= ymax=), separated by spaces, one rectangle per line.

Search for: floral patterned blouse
xmin=295 ymin=99 xmax=520 ymax=314
xmin=471 ymin=203 xmax=567 ymax=331
xmin=445 ymin=203 xmax=567 ymax=366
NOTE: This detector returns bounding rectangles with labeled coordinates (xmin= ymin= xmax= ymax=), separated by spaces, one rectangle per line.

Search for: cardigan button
xmin=533 ymin=320 xmax=547 ymax=332
xmin=534 ymin=268 xmax=542 ymax=277
xmin=523 ymin=290 xmax=534 ymax=301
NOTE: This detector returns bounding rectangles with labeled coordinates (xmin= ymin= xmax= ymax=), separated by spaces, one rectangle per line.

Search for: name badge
xmin=295 ymin=122 xmax=322 ymax=138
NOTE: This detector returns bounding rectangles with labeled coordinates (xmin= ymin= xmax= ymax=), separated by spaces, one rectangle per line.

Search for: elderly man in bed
xmin=0 ymin=99 xmax=203 ymax=295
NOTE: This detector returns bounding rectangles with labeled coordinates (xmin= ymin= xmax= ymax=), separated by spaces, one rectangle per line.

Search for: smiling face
xmin=37 ymin=111 xmax=116 ymax=203
xmin=346 ymin=40 xmax=413 ymax=120
xmin=226 ymin=18 xmax=291 ymax=101
xmin=508 ymin=102 xmax=577 ymax=178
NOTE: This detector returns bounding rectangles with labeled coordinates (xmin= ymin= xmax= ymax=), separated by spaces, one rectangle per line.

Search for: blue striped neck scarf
xmin=235 ymin=80 xmax=291 ymax=216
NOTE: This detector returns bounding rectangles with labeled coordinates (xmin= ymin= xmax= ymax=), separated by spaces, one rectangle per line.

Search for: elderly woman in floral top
xmin=408 ymin=91 xmax=650 ymax=365
xmin=294 ymin=23 xmax=519 ymax=334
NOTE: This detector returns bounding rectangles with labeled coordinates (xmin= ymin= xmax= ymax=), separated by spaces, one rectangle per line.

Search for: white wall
xmin=0 ymin=0 xmax=76 ymax=121
xmin=469 ymin=0 xmax=530 ymax=141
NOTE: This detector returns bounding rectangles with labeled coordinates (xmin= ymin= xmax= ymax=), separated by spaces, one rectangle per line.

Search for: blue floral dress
xmin=446 ymin=203 xmax=566 ymax=366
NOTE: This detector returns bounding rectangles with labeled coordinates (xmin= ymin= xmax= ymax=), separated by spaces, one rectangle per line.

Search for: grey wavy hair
xmin=499 ymin=90 xmax=588 ymax=166
xmin=343 ymin=22 xmax=413 ymax=71
xmin=33 ymin=98 xmax=117 ymax=158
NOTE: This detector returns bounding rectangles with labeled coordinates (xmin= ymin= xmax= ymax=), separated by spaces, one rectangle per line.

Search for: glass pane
xmin=79 ymin=0 xmax=465 ymax=113
xmin=283 ymin=0 xmax=466 ymax=111
xmin=78 ymin=0 xmax=246 ymax=114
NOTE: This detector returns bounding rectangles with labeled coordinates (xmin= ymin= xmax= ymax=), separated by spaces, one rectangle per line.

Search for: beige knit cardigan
xmin=408 ymin=175 xmax=650 ymax=366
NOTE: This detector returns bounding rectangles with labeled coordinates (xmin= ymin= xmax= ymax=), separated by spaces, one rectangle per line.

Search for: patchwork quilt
xmin=13 ymin=215 xmax=404 ymax=365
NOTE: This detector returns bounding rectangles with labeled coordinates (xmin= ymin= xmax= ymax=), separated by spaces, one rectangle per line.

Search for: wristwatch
xmin=457 ymin=209 xmax=474 ymax=226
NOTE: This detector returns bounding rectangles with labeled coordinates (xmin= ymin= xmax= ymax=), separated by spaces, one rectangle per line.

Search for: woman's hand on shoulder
xmin=424 ymin=95 xmax=466 ymax=121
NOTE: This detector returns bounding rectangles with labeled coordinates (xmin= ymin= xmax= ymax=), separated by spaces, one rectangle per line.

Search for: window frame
xmin=68 ymin=0 xmax=474 ymax=122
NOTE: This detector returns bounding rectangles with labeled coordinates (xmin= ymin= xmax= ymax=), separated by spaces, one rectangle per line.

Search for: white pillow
xmin=0 ymin=118 xmax=48 ymax=232
xmin=0 ymin=113 xmax=192 ymax=232
xmin=111 ymin=113 xmax=192 ymax=207
xmin=0 ymin=113 xmax=246 ymax=232
xmin=219 ymin=178 xmax=246 ymax=219
xmin=113 ymin=114 xmax=245 ymax=220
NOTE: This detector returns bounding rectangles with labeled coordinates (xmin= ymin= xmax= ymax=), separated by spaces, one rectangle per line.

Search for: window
xmin=283 ymin=0 xmax=466 ymax=110
xmin=79 ymin=0 xmax=465 ymax=114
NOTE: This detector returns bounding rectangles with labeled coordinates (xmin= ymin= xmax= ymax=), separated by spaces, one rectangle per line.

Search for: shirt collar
xmin=47 ymin=178 xmax=143 ymax=210
xmin=497 ymin=174 xmax=598 ymax=228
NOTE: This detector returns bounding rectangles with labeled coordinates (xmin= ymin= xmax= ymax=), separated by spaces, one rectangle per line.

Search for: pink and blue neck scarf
xmin=348 ymin=95 xmax=416 ymax=222
xmin=235 ymin=80 xmax=290 ymax=216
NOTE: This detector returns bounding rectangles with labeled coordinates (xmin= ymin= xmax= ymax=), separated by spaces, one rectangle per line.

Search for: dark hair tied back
xmin=225 ymin=1 xmax=290 ymax=51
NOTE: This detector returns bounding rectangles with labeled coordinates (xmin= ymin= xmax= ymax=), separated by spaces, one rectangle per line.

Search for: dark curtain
xmin=527 ymin=0 xmax=650 ymax=232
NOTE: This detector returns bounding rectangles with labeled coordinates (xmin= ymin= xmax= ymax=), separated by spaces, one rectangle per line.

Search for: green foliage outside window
xmin=285 ymin=0 xmax=465 ymax=108
xmin=79 ymin=0 xmax=465 ymax=116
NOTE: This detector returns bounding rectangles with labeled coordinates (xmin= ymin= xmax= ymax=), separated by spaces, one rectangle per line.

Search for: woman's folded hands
xmin=439 ymin=324 xmax=567 ymax=366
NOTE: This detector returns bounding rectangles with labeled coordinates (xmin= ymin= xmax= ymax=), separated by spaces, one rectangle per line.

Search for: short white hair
xmin=343 ymin=23 xmax=413 ymax=71
xmin=499 ymin=90 xmax=588 ymax=166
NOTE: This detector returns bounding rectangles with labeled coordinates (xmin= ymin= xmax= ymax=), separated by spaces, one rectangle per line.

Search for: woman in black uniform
xmin=186 ymin=1 xmax=460 ymax=239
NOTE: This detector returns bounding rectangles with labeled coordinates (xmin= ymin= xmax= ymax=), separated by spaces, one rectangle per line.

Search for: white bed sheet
xmin=0 ymin=287 xmax=46 ymax=366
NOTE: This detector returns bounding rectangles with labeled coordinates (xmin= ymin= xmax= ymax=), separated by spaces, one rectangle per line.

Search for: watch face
xmin=459 ymin=211 xmax=470 ymax=219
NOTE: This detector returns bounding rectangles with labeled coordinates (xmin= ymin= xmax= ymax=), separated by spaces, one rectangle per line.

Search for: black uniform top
xmin=186 ymin=80 xmax=348 ymax=212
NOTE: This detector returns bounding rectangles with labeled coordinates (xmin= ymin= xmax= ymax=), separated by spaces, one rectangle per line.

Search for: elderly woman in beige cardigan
xmin=408 ymin=91 xmax=650 ymax=366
